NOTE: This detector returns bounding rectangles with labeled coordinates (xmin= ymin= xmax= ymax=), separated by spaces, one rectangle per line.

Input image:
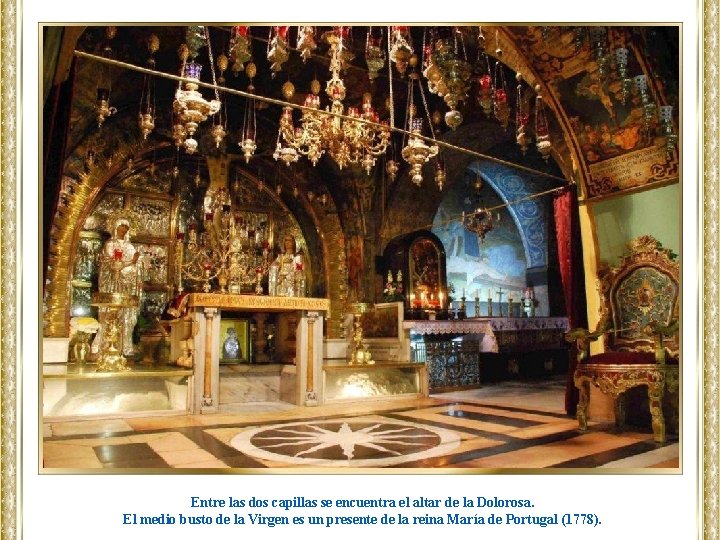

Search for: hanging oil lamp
xmin=534 ymin=92 xmax=552 ymax=160
xmin=365 ymin=27 xmax=386 ymax=80
xmin=297 ymin=26 xmax=317 ymax=63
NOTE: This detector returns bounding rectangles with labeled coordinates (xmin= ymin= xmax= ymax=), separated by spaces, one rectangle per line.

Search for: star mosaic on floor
xmin=42 ymin=397 xmax=679 ymax=470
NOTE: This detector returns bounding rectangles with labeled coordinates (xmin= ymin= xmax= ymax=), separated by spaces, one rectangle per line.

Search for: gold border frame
xmin=0 ymin=17 xmax=712 ymax=540
xmin=1 ymin=2 xmax=17 ymax=540
xmin=702 ymin=1 xmax=718 ymax=538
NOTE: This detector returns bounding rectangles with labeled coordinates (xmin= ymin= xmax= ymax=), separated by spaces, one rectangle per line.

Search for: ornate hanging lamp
xmin=534 ymin=90 xmax=552 ymax=160
xmin=229 ymin=26 xmax=252 ymax=74
xmin=515 ymin=73 xmax=531 ymax=154
xmin=296 ymin=26 xmax=318 ymax=62
xmin=493 ymin=60 xmax=510 ymax=128
xmin=137 ymin=33 xmax=158 ymax=139
xmin=389 ymin=26 xmax=413 ymax=76
xmin=95 ymin=26 xmax=118 ymax=128
xmin=239 ymin=62 xmax=258 ymax=163
xmin=659 ymin=105 xmax=678 ymax=161
xmin=278 ymin=26 xmax=390 ymax=172
xmin=365 ymin=27 xmax=386 ymax=81
xmin=267 ymin=26 xmax=290 ymax=76
xmin=172 ymin=26 xmax=221 ymax=155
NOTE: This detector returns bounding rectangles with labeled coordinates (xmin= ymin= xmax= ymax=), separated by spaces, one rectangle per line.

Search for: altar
xmin=185 ymin=293 xmax=330 ymax=413
xmin=404 ymin=317 xmax=570 ymax=391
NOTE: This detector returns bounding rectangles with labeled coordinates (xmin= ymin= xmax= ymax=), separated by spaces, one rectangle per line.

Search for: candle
xmin=439 ymin=291 xmax=445 ymax=309
xmin=410 ymin=293 xmax=416 ymax=307
xmin=462 ymin=288 xmax=466 ymax=298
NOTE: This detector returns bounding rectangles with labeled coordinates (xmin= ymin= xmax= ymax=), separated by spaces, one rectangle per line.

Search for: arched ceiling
xmin=44 ymin=24 xmax=679 ymax=283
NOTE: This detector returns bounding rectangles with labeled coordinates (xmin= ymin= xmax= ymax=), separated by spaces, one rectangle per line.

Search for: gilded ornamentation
xmin=46 ymin=138 xmax=151 ymax=337
xmin=268 ymin=235 xmax=306 ymax=298
xmin=568 ymin=235 xmax=680 ymax=444
xmin=91 ymin=217 xmax=144 ymax=358
xmin=72 ymin=232 xmax=102 ymax=283
xmin=119 ymin=170 xmax=172 ymax=194
xmin=71 ymin=285 xmax=93 ymax=317
xmin=186 ymin=293 xmax=330 ymax=312
xmin=135 ymin=243 xmax=168 ymax=285
xmin=596 ymin=235 xmax=679 ymax=355
xmin=575 ymin=364 xmax=679 ymax=443
xmin=85 ymin=192 xmax=124 ymax=230
xmin=129 ymin=198 xmax=172 ymax=238
xmin=141 ymin=290 xmax=169 ymax=319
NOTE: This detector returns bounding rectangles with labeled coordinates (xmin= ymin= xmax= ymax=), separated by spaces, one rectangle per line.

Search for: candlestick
xmin=474 ymin=294 xmax=480 ymax=318
xmin=508 ymin=297 xmax=514 ymax=318
xmin=495 ymin=287 xmax=505 ymax=317
xmin=487 ymin=297 xmax=493 ymax=317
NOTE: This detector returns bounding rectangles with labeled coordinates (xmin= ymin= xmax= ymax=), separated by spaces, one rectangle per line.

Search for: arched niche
xmin=431 ymin=160 xmax=565 ymax=315
xmin=382 ymin=231 xmax=447 ymax=308
xmin=45 ymin=151 xmax=326 ymax=336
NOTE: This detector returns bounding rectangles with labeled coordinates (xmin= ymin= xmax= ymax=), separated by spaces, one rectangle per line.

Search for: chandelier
xmin=277 ymin=27 xmax=391 ymax=173
xmin=172 ymin=27 xmax=221 ymax=155
xmin=176 ymin=187 xmax=272 ymax=294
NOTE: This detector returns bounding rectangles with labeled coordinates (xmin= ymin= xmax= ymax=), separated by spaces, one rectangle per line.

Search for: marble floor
xmin=42 ymin=377 xmax=679 ymax=470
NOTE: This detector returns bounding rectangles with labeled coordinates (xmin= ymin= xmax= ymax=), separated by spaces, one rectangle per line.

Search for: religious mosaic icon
xmin=223 ymin=327 xmax=241 ymax=360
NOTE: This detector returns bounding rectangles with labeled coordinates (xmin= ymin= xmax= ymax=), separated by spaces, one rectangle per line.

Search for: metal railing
xmin=412 ymin=340 xmax=482 ymax=392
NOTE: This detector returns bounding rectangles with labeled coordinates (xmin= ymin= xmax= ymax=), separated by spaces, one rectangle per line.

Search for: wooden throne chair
xmin=566 ymin=236 xmax=679 ymax=443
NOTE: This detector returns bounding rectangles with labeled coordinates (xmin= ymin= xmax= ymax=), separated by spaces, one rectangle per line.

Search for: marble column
xmin=297 ymin=311 xmax=323 ymax=406
xmin=192 ymin=307 xmax=220 ymax=414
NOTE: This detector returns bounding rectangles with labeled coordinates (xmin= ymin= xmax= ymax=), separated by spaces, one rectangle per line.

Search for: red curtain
xmin=553 ymin=186 xmax=585 ymax=415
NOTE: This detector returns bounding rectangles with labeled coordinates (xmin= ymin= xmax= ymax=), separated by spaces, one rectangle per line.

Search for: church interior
xmin=41 ymin=25 xmax=680 ymax=469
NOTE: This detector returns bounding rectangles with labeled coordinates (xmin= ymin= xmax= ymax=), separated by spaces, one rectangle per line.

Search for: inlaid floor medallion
xmin=229 ymin=419 xmax=461 ymax=467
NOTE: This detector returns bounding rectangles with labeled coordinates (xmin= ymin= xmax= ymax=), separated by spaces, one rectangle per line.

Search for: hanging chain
xmin=418 ymin=72 xmax=436 ymax=141
xmin=387 ymin=26 xmax=395 ymax=130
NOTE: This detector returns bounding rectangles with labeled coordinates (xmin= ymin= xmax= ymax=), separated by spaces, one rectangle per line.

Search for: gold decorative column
xmin=91 ymin=292 xmax=138 ymax=372
xmin=304 ymin=311 xmax=319 ymax=405
xmin=202 ymin=307 xmax=217 ymax=407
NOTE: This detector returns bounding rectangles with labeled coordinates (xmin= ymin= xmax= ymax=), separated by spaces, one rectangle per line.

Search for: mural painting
xmin=432 ymin=176 xmax=527 ymax=301
xmin=510 ymin=26 xmax=679 ymax=198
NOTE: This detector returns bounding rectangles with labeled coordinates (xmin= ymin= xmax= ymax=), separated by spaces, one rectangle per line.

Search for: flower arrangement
xmin=446 ymin=283 xmax=456 ymax=305
xmin=383 ymin=270 xmax=404 ymax=302
xmin=69 ymin=316 xmax=100 ymax=337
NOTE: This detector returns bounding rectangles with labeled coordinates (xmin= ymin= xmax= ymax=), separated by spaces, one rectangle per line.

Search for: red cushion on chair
xmin=587 ymin=351 xmax=656 ymax=365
